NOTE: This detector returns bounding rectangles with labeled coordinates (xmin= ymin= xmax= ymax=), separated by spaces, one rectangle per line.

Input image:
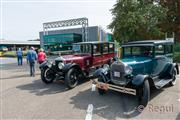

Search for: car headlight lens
xmin=103 ymin=64 xmax=110 ymax=71
xmin=58 ymin=62 xmax=64 ymax=69
xmin=125 ymin=65 xmax=133 ymax=74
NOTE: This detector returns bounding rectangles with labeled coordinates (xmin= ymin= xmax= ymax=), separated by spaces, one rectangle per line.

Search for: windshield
xmin=72 ymin=44 xmax=91 ymax=54
xmin=123 ymin=46 xmax=153 ymax=58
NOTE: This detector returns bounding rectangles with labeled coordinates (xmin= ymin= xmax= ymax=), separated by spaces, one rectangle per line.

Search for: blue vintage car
xmin=93 ymin=40 xmax=179 ymax=107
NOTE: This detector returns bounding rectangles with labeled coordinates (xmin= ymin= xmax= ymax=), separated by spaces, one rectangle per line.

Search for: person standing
xmin=38 ymin=48 xmax=47 ymax=64
xmin=16 ymin=48 xmax=23 ymax=66
xmin=27 ymin=47 xmax=37 ymax=77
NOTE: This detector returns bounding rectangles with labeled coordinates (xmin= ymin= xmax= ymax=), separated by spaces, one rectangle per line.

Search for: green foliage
xmin=174 ymin=42 xmax=180 ymax=52
xmin=2 ymin=51 xmax=27 ymax=57
xmin=109 ymin=0 xmax=167 ymax=43
xmin=158 ymin=0 xmax=180 ymax=42
xmin=173 ymin=42 xmax=180 ymax=62
xmin=174 ymin=52 xmax=180 ymax=62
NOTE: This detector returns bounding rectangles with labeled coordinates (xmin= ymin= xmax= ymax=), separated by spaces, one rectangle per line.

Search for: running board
xmin=154 ymin=79 xmax=172 ymax=89
xmin=97 ymin=82 xmax=136 ymax=96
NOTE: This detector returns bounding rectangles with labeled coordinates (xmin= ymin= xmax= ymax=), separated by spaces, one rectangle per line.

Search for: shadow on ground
xmin=69 ymin=87 xmax=164 ymax=120
xmin=16 ymin=78 xmax=90 ymax=96
xmin=16 ymin=79 xmax=69 ymax=96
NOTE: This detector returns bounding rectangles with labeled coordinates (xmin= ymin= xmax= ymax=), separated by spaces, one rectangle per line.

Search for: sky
xmin=0 ymin=0 xmax=116 ymax=41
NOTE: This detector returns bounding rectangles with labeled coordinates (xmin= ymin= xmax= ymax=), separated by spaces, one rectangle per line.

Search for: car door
xmin=92 ymin=43 xmax=104 ymax=67
xmin=151 ymin=44 xmax=168 ymax=77
xmin=101 ymin=43 xmax=111 ymax=64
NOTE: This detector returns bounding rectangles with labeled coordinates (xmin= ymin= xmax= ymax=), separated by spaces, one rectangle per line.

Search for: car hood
xmin=121 ymin=56 xmax=153 ymax=75
xmin=121 ymin=56 xmax=152 ymax=65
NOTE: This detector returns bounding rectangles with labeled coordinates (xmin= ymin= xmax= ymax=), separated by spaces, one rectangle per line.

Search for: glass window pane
xmin=109 ymin=43 xmax=114 ymax=53
xmin=93 ymin=44 xmax=101 ymax=56
xmin=102 ymin=43 xmax=108 ymax=54
xmin=155 ymin=45 xmax=164 ymax=55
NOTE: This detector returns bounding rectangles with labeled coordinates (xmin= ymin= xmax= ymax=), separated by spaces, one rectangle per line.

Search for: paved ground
xmin=1 ymin=57 xmax=180 ymax=120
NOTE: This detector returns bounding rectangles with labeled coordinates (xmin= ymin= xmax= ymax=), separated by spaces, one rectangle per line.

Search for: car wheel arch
xmin=63 ymin=63 xmax=82 ymax=73
xmin=174 ymin=63 xmax=179 ymax=75
xmin=132 ymin=74 xmax=153 ymax=87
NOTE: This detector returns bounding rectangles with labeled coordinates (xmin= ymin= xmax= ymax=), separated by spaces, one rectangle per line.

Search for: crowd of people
xmin=16 ymin=47 xmax=47 ymax=77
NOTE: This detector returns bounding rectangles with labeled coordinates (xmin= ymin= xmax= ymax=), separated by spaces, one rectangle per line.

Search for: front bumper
xmin=96 ymin=82 xmax=136 ymax=96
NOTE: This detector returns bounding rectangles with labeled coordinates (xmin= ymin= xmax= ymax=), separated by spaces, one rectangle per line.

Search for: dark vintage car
xmin=39 ymin=41 xmax=115 ymax=89
xmin=93 ymin=40 xmax=179 ymax=107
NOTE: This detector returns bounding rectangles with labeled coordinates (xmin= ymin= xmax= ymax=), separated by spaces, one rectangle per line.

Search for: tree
xmin=108 ymin=0 xmax=167 ymax=43
xmin=158 ymin=0 xmax=180 ymax=42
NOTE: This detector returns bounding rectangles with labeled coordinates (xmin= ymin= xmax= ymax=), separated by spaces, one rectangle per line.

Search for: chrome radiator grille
xmin=110 ymin=62 xmax=126 ymax=85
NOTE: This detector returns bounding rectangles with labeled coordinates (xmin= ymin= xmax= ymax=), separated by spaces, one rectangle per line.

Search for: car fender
xmin=93 ymin=68 xmax=104 ymax=78
xmin=132 ymin=74 xmax=149 ymax=86
xmin=93 ymin=68 xmax=109 ymax=82
xmin=166 ymin=63 xmax=179 ymax=76
xmin=174 ymin=63 xmax=179 ymax=74
xmin=39 ymin=60 xmax=52 ymax=70
xmin=62 ymin=63 xmax=82 ymax=73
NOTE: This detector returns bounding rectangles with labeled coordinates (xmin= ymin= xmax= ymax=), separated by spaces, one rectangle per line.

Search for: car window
xmin=73 ymin=44 xmax=91 ymax=54
xmin=165 ymin=45 xmax=173 ymax=54
xmin=123 ymin=46 xmax=153 ymax=57
xmin=132 ymin=47 xmax=141 ymax=55
xmin=155 ymin=45 xmax=164 ymax=56
xmin=124 ymin=47 xmax=131 ymax=56
xmin=109 ymin=43 xmax=114 ymax=53
xmin=93 ymin=44 xmax=101 ymax=56
xmin=102 ymin=43 xmax=108 ymax=54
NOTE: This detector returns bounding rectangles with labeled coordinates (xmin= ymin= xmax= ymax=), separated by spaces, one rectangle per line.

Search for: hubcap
xmin=70 ymin=72 xmax=78 ymax=85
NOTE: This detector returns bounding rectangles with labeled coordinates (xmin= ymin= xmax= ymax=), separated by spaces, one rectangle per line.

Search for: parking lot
xmin=1 ymin=57 xmax=180 ymax=120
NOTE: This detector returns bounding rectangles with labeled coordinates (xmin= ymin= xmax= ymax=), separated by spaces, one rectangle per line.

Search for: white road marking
xmin=178 ymin=99 xmax=180 ymax=102
xmin=91 ymin=84 xmax=96 ymax=91
xmin=85 ymin=104 xmax=93 ymax=120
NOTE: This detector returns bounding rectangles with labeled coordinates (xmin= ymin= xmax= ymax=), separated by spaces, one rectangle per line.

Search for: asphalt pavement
xmin=0 ymin=57 xmax=180 ymax=120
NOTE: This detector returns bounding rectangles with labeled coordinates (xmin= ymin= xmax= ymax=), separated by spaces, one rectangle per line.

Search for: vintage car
xmin=93 ymin=40 xmax=179 ymax=107
xmin=39 ymin=41 xmax=115 ymax=89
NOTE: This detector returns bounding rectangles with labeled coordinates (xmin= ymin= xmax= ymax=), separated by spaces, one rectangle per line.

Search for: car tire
xmin=65 ymin=68 xmax=79 ymax=89
xmin=138 ymin=80 xmax=150 ymax=107
xmin=169 ymin=68 xmax=177 ymax=86
xmin=97 ymin=76 xmax=106 ymax=95
xmin=41 ymin=67 xmax=55 ymax=84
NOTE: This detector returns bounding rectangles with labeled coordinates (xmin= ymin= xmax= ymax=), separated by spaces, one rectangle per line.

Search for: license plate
xmin=114 ymin=71 xmax=120 ymax=77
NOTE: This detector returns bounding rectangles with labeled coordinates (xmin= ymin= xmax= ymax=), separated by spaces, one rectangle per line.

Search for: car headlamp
xmin=102 ymin=64 xmax=110 ymax=75
xmin=58 ymin=62 xmax=64 ymax=69
xmin=125 ymin=65 xmax=133 ymax=74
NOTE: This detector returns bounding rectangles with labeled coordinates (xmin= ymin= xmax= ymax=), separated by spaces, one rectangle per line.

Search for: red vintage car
xmin=39 ymin=41 xmax=115 ymax=89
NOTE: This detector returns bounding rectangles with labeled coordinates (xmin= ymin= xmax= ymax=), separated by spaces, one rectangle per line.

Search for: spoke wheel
xmin=65 ymin=68 xmax=79 ymax=89
xmin=41 ymin=68 xmax=55 ymax=84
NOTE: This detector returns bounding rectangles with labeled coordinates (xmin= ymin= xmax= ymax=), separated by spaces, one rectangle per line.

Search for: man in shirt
xmin=16 ymin=48 xmax=23 ymax=66
xmin=27 ymin=47 xmax=37 ymax=77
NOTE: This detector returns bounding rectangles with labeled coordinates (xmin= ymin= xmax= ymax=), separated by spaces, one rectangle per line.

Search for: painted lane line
xmin=91 ymin=84 xmax=96 ymax=91
xmin=85 ymin=104 xmax=93 ymax=120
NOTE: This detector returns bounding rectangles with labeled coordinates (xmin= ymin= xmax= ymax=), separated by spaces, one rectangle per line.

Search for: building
xmin=39 ymin=26 xmax=113 ymax=52
xmin=0 ymin=40 xmax=40 ymax=51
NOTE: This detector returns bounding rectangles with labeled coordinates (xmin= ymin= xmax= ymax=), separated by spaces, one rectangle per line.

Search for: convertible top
xmin=122 ymin=40 xmax=174 ymax=47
